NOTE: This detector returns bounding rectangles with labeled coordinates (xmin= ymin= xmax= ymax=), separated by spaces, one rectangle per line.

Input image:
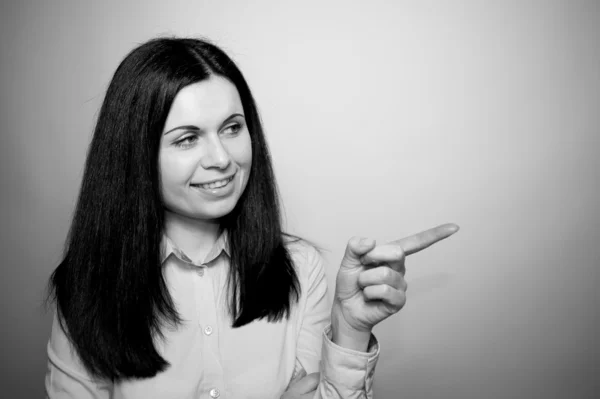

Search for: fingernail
xmin=448 ymin=223 xmax=460 ymax=233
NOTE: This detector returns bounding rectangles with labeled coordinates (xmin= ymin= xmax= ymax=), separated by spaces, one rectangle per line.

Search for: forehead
xmin=163 ymin=75 xmax=243 ymax=132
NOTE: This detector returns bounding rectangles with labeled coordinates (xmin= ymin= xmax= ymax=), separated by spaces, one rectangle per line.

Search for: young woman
xmin=45 ymin=37 xmax=458 ymax=399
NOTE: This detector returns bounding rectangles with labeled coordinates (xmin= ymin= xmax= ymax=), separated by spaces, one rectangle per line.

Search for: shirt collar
xmin=160 ymin=231 xmax=230 ymax=266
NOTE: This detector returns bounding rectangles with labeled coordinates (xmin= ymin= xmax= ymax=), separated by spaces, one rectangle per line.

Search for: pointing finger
xmin=390 ymin=223 xmax=459 ymax=256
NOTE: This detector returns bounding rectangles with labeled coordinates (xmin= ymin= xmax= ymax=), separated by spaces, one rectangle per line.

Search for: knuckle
xmin=394 ymin=246 xmax=405 ymax=261
xmin=399 ymin=264 xmax=406 ymax=276
xmin=381 ymin=266 xmax=394 ymax=280
xmin=382 ymin=284 xmax=393 ymax=296
xmin=399 ymin=291 xmax=407 ymax=305
xmin=395 ymin=292 xmax=407 ymax=309
xmin=393 ymin=273 xmax=404 ymax=289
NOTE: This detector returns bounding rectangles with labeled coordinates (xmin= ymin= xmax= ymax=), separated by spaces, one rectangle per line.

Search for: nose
xmin=201 ymin=135 xmax=231 ymax=170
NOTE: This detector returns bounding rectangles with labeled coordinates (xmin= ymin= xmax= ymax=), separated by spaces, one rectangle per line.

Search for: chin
xmin=199 ymin=200 xmax=239 ymax=220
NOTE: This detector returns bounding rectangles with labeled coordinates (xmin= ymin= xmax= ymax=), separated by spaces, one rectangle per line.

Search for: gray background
xmin=1 ymin=0 xmax=599 ymax=398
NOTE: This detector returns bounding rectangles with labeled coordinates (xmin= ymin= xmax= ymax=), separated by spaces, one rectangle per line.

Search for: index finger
xmin=389 ymin=223 xmax=459 ymax=256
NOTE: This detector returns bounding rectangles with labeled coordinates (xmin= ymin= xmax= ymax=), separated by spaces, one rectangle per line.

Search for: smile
xmin=191 ymin=175 xmax=235 ymax=190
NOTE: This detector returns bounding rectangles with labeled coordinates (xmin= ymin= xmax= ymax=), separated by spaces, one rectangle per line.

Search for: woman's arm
xmin=45 ymin=311 xmax=112 ymax=399
xmin=289 ymin=244 xmax=379 ymax=398
xmin=288 ymin=224 xmax=459 ymax=398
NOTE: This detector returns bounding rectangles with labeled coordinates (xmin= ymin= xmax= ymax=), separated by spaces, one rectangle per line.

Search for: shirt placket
xmin=195 ymin=263 xmax=225 ymax=399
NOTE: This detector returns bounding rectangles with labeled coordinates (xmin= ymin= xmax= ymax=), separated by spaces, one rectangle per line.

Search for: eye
xmin=222 ymin=123 xmax=242 ymax=136
xmin=173 ymin=134 xmax=198 ymax=148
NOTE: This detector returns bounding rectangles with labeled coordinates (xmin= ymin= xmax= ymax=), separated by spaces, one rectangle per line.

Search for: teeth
xmin=196 ymin=176 xmax=232 ymax=190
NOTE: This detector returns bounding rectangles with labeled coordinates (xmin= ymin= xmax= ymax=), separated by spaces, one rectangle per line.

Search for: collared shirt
xmin=46 ymin=235 xmax=379 ymax=398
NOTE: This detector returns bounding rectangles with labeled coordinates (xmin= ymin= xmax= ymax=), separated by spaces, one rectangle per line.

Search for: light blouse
xmin=45 ymin=235 xmax=379 ymax=398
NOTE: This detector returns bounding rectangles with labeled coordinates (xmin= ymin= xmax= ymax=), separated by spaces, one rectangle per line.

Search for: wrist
xmin=331 ymin=302 xmax=372 ymax=352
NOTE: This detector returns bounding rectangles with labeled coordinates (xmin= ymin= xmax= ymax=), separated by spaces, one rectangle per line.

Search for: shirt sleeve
xmin=294 ymin=245 xmax=380 ymax=398
xmin=316 ymin=325 xmax=379 ymax=398
xmin=45 ymin=311 xmax=112 ymax=399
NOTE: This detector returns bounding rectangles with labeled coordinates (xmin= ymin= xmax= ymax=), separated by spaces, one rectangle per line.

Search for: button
xmin=204 ymin=325 xmax=213 ymax=336
xmin=209 ymin=388 xmax=220 ymax=398
xmin=197 ymin=268 xmax=204 ymax=276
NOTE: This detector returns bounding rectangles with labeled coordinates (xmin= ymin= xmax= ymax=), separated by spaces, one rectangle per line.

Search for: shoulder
xmin=283 ymin=235 xmax=325 ymax=286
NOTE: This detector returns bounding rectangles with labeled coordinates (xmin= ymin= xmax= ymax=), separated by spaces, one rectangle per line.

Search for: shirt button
xmin=209 ymin=388 xmax=220 ymax=398
xmin=204 ymin=325 xmax=213 ymax=336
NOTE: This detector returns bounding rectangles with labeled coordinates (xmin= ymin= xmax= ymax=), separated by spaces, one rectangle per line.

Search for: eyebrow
xmin=163 ymin=113 xmax=245 ymax=135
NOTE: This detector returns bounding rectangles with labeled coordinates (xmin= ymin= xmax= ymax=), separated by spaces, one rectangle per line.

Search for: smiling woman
xmin=45 ymin=37 xmax=458 ymax=399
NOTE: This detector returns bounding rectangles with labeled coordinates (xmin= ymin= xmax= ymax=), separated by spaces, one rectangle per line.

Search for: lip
xmin=193 ymin=172 xmax=236 ymax=186
xmin=190 ymin=173 xmax=236 ymax=197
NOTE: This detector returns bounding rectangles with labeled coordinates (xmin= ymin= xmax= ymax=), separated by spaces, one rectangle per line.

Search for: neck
xmin=163 ymin=210 xmax=221 ymax=263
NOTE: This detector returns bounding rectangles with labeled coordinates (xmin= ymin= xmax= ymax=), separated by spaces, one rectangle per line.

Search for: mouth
xmin=191 ymin=174 xmax=235 ymax=190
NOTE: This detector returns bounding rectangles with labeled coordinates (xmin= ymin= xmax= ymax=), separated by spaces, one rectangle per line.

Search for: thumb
xmin=341 ymin=236 xmax=376 ymax=270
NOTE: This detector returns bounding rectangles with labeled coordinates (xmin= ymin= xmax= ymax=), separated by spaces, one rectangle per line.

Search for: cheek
xmin=225 ymin=135 xmax=252 ymax=192
xmin=242 ymin=148 xmax=253 ymax=172
xmin=159 ymin=152 xmax=195 ymax=194
xmin=226 ymin=133 xmax=252 ymax=172
xmin=241 ymin=154 xmax=252 ymax=190
xmin=239 ymin=140 xmax=253 ymax=187
xmin=237 ymin=134 xmax=253 ymax=170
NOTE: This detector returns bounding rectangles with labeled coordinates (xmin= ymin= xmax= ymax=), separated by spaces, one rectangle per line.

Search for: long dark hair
xmin=48 ymin=37 xmax=300 ymax=381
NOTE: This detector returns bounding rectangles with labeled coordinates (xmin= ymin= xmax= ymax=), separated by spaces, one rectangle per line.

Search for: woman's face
xmin=159 ymin=75 xmax=252 ymax=222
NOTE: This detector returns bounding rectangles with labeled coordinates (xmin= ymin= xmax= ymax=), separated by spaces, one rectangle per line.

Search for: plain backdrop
xmin=1 ymin=1 xmax=599 ymax=398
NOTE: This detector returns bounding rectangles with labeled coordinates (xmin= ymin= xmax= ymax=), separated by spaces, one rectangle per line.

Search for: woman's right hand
xmin=281 ymin=368 xmax=320 ymax=399
xmin=332 ymin=223 xmax=459 ymax=351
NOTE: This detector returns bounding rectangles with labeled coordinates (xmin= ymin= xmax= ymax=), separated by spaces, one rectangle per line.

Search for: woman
xmin=45 ymin=37 xmax=458 ymax=398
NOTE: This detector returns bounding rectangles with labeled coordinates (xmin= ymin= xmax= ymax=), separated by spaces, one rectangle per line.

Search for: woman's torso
xmin=46 ymin=238 xmax=326 ymax=399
